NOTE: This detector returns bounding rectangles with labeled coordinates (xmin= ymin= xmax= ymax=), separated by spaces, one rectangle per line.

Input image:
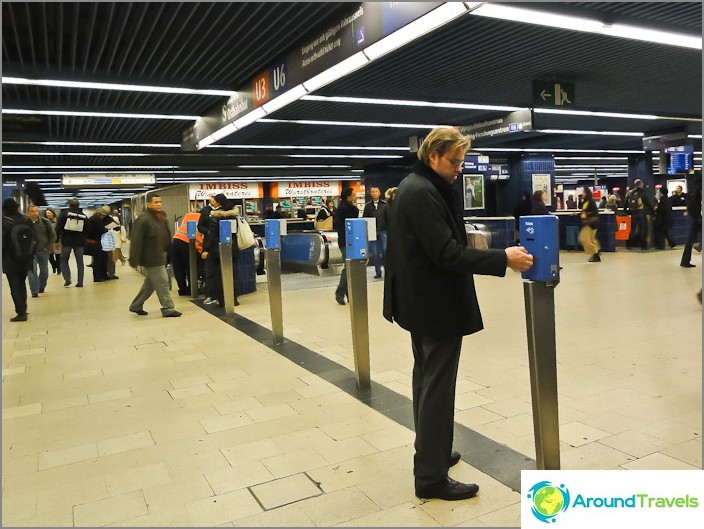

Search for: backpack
xmin=64 ymin=210 xmax=87 ymax=232
xmin=627 ymin=190 xmax=642 ymax=212
xmin=4 ymin=217 xmax=37 ymax=261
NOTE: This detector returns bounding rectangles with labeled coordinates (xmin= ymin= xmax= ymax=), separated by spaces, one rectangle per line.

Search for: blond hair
xmin=417 ymin=127 xmax=470 ymax=164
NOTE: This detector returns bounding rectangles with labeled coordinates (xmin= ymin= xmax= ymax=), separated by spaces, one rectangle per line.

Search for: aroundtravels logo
xmin=527 ymin=481 xmax=571 ymax=523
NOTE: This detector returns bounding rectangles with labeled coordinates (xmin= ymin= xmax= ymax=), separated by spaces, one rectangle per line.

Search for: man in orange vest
xmin=171 ymin=211 xmax=203 ymax=295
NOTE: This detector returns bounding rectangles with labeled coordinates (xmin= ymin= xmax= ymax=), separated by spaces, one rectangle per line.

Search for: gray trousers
xmin=129 ymin=265 xmax=175 ymax=314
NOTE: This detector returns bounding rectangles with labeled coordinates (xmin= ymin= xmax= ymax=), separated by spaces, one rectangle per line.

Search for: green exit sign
xmin=533 ymin=80 xmax=576 ymax=107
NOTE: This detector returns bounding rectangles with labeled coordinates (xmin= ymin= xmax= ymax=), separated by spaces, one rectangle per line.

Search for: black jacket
xmin=686 ymin=186 xmax=702 ymax=222
xmin=2 ymin=212 xmax=35 ymax=273
xmin=655 ymin=196 xmax=673 ymax=229
xmin=55 ymin=207 xmax=88 ymax=247
xmin=334 ymin=199 xmax=360 ymax=248
xmin=383 ymin=162 xmax=507 ymax=338
xmin=580 ymin=198 xmax=600 ymax=227
xmin=129 ymin=208 xmax=172 ymax=267
xmin=362 ymin=199 xmax=389 ymax=232
xmin=200 ymin=205 xmax=240 ymax=255
xmin=530 ymin=200 xmax=550 ymax=215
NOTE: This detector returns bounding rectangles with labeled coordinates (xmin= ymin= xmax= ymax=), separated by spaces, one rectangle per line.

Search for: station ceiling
xmin=2 ymin=1 xmax=702 ymax=206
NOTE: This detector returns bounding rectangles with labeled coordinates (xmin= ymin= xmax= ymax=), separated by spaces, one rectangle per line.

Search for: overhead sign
xmin=532 ymin=80 xmax=575 ymax=107
xmin=62 ymin=174 xmax=155 ymax=187
xmin=459 ymin=109 xmax=533 ymax=142
xmin=277 ymin=180 xmax=341 ymax=197
xmin=183 ymin=2 xmax=444 ymax=150
xmin=642 ymin=129 xmax=689 ymax=151
xmin=189 ymin=182 xmax=262 ymax=200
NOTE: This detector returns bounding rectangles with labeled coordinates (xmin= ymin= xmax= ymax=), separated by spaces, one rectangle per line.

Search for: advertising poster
xmin=532 ymin=173 xmax=552 ymax=206
xmin=463 ymin=174 xmax=484 ymax=210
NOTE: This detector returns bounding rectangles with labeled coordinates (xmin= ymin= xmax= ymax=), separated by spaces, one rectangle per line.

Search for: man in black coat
xmin=680 ymin=182 xmax=702 ymax=267
xmin=654 ymin=188 xmax=676 ymax=250
xmin=2 ymin=198 xmax=37 ymax=321
xmin=55 ymin=198 xmax=88 ymax=287
xmin=383 ymin=127 xmax=533 ymax=501
xmin=333 ymin=187 xmax=360 ymax=305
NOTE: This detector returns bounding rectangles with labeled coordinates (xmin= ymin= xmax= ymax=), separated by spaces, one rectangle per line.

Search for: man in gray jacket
xmin=128 ymin=194 xmax=181 ymax=317
xmin=27 ymin=205 xmax=56 ymax=297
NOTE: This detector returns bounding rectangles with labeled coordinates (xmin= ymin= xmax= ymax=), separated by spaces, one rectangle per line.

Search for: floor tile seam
xmin=191 ymin=300 xmax=535 ymax=492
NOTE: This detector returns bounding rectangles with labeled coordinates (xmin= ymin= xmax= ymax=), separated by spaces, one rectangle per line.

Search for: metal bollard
xmin=344 ymin=218 xmax=375 ymax=391
xmin=218 ymin=219 xmax=237 ymax=318
xmin=520 ymin=215 xmax=561 ymax=470
xmin=187 ymin=220 xmax=199 ymax=299
xmin=265 ymin=219 xmax=286 ymax=345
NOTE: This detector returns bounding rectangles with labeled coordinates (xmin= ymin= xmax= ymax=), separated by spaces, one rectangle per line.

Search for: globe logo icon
xmin=527 ymin=481 xmax=570 ymax=523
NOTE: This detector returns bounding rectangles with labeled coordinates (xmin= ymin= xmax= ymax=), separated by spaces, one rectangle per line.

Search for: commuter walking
xmin=680 ymin=183 xmax=702 ymax=268
xmin=172 ymin=211 xmax=203 ymax=296
xmin=383 ymin=128 xmax=533 ymax=501
xmin=530 ymin=190 xmax=550 ymax=215
xmin=654 ymin=188 xmax=676 ymax=250
xmin=112 ymin=217 xmax=127 ymax=266
xmin=625 ymin=179 xmax=648 ymax=250
xmin=333 ymin=187 xmax=360 ymax=305
xmin=363 ymin=187 xmax=389 ymax=278
xmin=2 ymin=199 xmax=37 ymax=322
xmin=55 ymin=198 xmax=88 ymax=287
xmin=128 ymin=194 xmax=181 ymax=317
xmin=578 ymin=187 xmax=601 ymax=262
xmin=26 ymin=205 xmax=56 ymax=297
xmin=44 ymin=208 xmax=61 ymax=274
xmin=105 ymin=215 xmax=123 ymax=280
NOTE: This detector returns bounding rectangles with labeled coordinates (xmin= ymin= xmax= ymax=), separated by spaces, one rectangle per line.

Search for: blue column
xmin=497 ymin=155 xmax=555 ymax=215
xmin=627 ymin=153 xmax=654 ymax=188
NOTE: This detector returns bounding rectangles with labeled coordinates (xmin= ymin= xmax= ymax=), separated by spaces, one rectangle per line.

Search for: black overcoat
xmin=383 ymin=162 xmax=507 ymax=338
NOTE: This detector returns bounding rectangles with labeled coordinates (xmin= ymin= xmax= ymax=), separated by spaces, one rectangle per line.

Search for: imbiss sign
xmin=189 ymin=182 xmax=261 ymax=200
xmin=278 ymin=180 xmax=340 ymax=197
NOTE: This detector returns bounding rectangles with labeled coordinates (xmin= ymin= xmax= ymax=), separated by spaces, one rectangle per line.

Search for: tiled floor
xmin=2 ymin=247 xmax=701 ymax=527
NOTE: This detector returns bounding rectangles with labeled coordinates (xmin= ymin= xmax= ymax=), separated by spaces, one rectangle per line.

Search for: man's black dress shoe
xmin=450 ymin=450 xmax=461 ymax=467
xmin=415 ymin=477 xmax=479 ymax=501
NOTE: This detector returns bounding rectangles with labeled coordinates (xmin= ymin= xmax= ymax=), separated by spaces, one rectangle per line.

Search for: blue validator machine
xmin=519 ymin=215 xmax=561 ymax=470
xmin=187 ymin=220 xmax=199 ymax=299
xmin=344 ymin=218 xmax=374 ymax=391
xmin=218 ymin=219 xmax=237 ymax=318
xmin=265 ymin=219 xmax=287 ymax=344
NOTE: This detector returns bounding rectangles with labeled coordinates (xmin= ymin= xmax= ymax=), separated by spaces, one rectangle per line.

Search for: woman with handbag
xmin=44 ymin=209 xmax=61 ymax=274
xmin=314 ymin=199 xmax=335 ymax=231
xmin=578 ymin=187 xmax=601 ymax=262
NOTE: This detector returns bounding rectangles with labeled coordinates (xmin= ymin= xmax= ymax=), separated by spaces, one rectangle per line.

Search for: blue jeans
xmin=368 ymin=230 xmax=387 ymax=276
xmin=61 ymin=245 xmax=85 ymax=284
xmin=28 ymin=249 xmax=50 ymax=294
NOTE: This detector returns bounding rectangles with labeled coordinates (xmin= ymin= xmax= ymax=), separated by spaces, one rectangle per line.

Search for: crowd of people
xmin=513 ymin=180 xmax=702 ymax=267
xmin=2 ymin=197 xmax=127 ymax=321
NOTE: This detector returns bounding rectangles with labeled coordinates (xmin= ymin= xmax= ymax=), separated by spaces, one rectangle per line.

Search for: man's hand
xmin=505 ymin=246 xmax=534 ymax=272
xmin=201 ymin=251 xmax=208 ymax=259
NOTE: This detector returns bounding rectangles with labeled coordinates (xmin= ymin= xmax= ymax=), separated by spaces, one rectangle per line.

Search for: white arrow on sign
xmin=540 ymin=89 xmax=552 ymax=101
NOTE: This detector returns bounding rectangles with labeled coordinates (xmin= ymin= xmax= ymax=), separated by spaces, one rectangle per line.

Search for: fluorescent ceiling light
xmin=2 ymin=76 xmax=235 ymax=96
xmin=232 ymin=107 xmax=267 ymax=129
xmin=471 ymin=4 xmax=702 ymax=49
xmin=301 ymin=94 xmax=522 ymax=112
xmin=3 ymin=141 xmax=180 ymax=148
xmin=476 ymin=148 xmax=644 ymax=154
xmin=209 ymin=123 xmax=237 ymax=143
xmin=303 ymin=52 xmax=369 ymax=93
xmin=262 ymin=85 xmax=308 ymax=114
xmin=238 ymin=165 xmax=350 ymax=169
xmin=287 ymin=154 xmax=403 ymax=159
xmin=4 ymin=165 xmax=175 ymax=169
xmin=2 ymin=109 xmax=198 ymax=120
xmin=364 ymin=2 xmax=469 ymax=60
xmin=689 ymin=135 xmax=703 ymax=139
xmin=2 ymin=152 xmax=152 ymax=156
xmin=259 ymin=118 xmax=444 ymax=129
xmin=554 ymin=157 xmax=628 ymax=160
xmin=537 ymin=129 xmax=643 ymax=137
xmin=207 ymin=144 xmax=408 ymax=151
